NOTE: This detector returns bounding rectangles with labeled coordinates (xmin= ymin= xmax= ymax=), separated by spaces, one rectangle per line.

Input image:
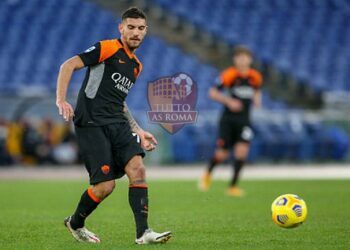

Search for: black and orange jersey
xmin=215 ymin=66 xmax=262 ymax=122
xmin=74 ymin=39 xmax=142 ymax=127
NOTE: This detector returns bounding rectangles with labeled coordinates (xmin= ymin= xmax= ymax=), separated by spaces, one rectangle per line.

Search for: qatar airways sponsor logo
xmin=111 ymin=73 xmax=134 ymax=94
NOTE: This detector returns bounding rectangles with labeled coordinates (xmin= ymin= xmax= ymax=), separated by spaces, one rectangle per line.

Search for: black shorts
xmin=75 ymin=122 xmax=145 ymax=185
xmin=217 ymin=117 xmax=254 ymax=149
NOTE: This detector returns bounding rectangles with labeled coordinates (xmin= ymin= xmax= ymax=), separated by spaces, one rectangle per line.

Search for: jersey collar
xmin=117 ymin=39 xmax=142 ymax=73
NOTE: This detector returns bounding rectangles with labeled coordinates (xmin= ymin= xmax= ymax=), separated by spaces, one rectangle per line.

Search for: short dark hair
xmin=233 ymin=45 xmax=253 ymax=57
xmin=122 ymin=7 xmax=147 ymax=21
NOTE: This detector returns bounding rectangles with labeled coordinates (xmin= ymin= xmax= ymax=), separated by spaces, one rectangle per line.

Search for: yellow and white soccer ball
xmin=271 ymin=194 xmax=307 ymax=228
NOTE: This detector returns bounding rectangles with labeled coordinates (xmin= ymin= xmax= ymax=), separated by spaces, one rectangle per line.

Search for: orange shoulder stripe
xmin=248 ymin=69 xmax=263 ymax=87
xmin=133 ymin=55 xmax=143 ymax=76
xmin=99 ymin=39 xmax=122 ymax=63
xmin=220 ymin=67 xmax=238 ymax=87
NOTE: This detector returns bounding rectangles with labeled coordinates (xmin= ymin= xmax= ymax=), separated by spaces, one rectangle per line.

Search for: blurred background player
xmin=199 ymin=46 xmax=262 ymax=196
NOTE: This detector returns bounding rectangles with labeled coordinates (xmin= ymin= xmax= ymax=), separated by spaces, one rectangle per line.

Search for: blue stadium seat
xmin=153 ymin=0 xmax=350 ymax=92
xmin=1 ymin=0 xmax=348 ymax=162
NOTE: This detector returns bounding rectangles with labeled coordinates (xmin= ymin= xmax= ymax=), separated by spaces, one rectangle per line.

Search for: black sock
xmin=230 ymin=159 xmax=244 ymax=186
xmin=129 ymin=185 xmax=149 ymax=238
xmin=208 ymin=157 xmax=218 ymax=174
xmin=70 ymin=188 xmax=101 ymax=230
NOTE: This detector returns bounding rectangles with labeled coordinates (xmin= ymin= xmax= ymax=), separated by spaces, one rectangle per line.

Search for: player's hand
xmin=225 ymin=98 xmax=243 ymax=112
xmin=56 ymin=100 xmax=74 ymax=122
xmin=138 ymin=130 xmax=158 ymax=151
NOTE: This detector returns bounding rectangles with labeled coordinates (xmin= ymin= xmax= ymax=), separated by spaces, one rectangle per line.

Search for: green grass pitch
xmin=0 ymin=179 xmax=349 ymax=249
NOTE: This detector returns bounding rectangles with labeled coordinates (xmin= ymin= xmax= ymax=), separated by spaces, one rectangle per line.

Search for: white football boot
xmin=64 ymin=216 xmax=101 ymax=243
xmin=135 ymin=229 xmax=172 ymax=244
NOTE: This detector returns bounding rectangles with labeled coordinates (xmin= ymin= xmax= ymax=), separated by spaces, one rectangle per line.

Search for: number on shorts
xmin=132 ymin=132 xmax=141 ymax=143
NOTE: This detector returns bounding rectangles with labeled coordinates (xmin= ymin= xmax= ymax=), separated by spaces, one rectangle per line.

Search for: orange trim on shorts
xmin=129 ymin=184 xmax=148 ymax=189
xmin=87 ymin=187 xmax=102 ymax=203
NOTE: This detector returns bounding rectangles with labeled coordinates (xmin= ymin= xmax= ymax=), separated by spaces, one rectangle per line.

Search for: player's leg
xmin=199 ymin=148 xmax=230 ymax=191
xmin=227 ymin=125 xmax=253 ymax=197
xmin=208 ymin=147 xmax=230 ymax=174
xmin=124 ymin=156 xmax=148 ymax=238
xmin=199 ymin=117 xmax=232 ymax=191
xmin=226 ymin=142 xmax=249 ymax=196
xmin=112 ymin=123 xmax=171 ymax=244
xmin=125 ymin=155 xmax=172 ymax=244
xmin=65 ymin=180 xmax=115 ymax=243
xmin=231 ymin=142 xmax=249 ymax=187
xmin=69 ymin=180 xmax=115 ymax=229
xmin=64 ymin=126 xmax=118 ymax=243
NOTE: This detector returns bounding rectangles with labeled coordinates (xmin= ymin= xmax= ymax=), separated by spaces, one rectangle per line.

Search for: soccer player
xmin=199 ymin=46 xmax=262 ymax=196
xmin=56 ymin=7 xmax=171 ymax=244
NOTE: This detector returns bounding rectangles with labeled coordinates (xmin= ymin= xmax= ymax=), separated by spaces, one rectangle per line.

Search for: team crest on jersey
xmin=147 ymin=73 xmax=198 ymax=134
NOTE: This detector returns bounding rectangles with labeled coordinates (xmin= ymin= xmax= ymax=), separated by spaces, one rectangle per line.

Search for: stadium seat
xmin=153 ymin=0 xmax=350 ymax=92
xmin=1 ymin=0 xmax=348 ymax=162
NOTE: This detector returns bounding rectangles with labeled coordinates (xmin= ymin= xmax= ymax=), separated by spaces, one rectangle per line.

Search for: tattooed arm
xmin=123 ymin=101 xmax=143 ymax=133
xmin=123 ymin=102 xmax=157 ymax=151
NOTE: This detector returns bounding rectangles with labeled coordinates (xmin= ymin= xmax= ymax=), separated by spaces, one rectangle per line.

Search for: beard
xmin=127 ymin=38 xmax=143 ymax=50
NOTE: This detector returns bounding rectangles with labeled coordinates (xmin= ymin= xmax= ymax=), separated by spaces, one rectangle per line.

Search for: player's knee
xmin=234 ymin=143 xmax=250 ymax=160
xmin=129 ymin=163 xmax=146 ymax=181
xmin=134 ymin=163 xmax=146 ymax=179
xmin=103 ymin=181 xmax=116 ymax=195
xmin=94 ymin=180 xmax=115 ymax=198
xmin=215 ymin=150 xmax=229 ymax=161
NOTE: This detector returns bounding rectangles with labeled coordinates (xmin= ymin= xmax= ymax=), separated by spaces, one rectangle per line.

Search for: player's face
xmin=119 ymin=18 xmax=147 ymax=50
xmin=233 ymin=53 xmax=252 ymax=69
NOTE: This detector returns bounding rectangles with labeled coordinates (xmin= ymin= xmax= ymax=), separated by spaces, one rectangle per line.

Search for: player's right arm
xmin=56 ymin=41 xmax=111 ymax=121
xmin=56 ymin=41 xmax=122 ymax=122
xmin=56 ymin=56 xmax=85 ymax=121
xmin=208 ymin=68 xmax=242 ymax=112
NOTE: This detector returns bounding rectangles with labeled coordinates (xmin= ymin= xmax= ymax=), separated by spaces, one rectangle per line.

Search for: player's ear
xmin=118 ymin=23 xmax=123 ymax=34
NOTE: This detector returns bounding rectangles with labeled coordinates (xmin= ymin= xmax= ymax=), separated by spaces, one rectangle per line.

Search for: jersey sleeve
xmin=78 ymin=43 xmax=101 ymax=66
xmin=249 ymin=70 xmax=263 ymax=89
xmin=78 ymin=40 xmax=122 ymax=66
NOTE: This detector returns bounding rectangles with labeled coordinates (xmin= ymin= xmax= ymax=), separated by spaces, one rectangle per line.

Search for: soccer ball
xmin=271 ymin=194 xmax=307 ymax=228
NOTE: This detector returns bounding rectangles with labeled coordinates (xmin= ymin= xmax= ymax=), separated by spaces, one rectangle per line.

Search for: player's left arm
xmin=123 ymin=102 xmax=157 ymax=151
xmin=253 ymin=90 xmax=262 ymax=108
xmin=251 ymin=70 xmax=263 ymax=108
xmin=56 ymin=56 xmax=85 ymax=121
